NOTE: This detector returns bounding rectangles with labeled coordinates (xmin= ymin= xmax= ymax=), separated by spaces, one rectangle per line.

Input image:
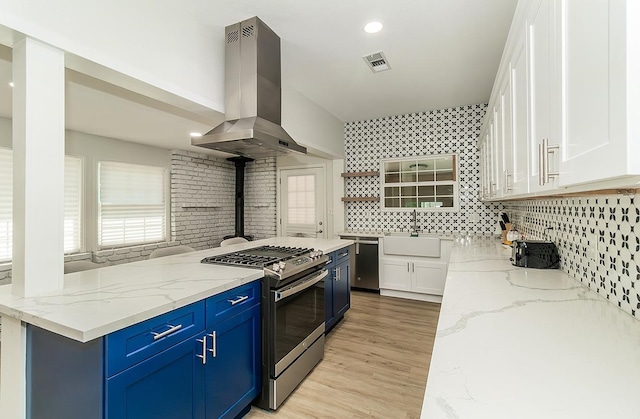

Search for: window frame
xmin=97 ymin=160 xmax=168 ymax=249
xmin=64 ymin=154 xmax=84 ymax=254
xmin=380 ymin=154 xmax=459 ymax=212
xmin=0 ymin=147 xmax=12 ymax=262
xmin=0 ymin=149 xmax=84 ymax=261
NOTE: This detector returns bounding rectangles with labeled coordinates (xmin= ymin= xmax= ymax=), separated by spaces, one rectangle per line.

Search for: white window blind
xmin=98 ymin=161 xmax=166 ymax=248
xmin=0 ymin=148 xmax=12 ymax=262
xmin=0 ymin=150 xmax=82 ymax=261
xmin=64 ymin=156 xmax=82 ymax=253
xmin=287 ymin=175 xmax=315 ymax=225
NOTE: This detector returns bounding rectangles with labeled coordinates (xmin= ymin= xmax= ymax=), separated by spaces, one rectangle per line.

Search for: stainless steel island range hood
xmin=192 ymin=17 xmax=306 ymax=158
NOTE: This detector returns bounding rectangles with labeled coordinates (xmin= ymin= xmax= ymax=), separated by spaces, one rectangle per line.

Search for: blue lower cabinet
xmin=205 ymin=304 xmax=261 ymax=419
xmin=325 ymin=247 xmax=352 ymax=332
xmin=105 ymin=336 xmax=206 ymax=419
xmin=334 ymin=258 xmax=351 ymax=320
xmin=27 ymin=283 xmax=262 ymax=419
xmin=324 ymin=253 xmax=336 ymax=331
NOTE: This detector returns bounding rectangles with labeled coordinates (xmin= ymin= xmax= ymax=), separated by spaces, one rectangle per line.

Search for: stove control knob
xmin=279 ymin=261 xmax=286 ymax=270
xmin=316 ymin=250 xmax=323 ymax=257
xmin=272 ymin=263 xmax=280 ymax=272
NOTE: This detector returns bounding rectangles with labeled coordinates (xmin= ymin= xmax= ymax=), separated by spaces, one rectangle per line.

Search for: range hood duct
xmin=224 ymin=156 xmax=254 ymax=241
xmin=193 ymin=17 xmax=307 ymax=158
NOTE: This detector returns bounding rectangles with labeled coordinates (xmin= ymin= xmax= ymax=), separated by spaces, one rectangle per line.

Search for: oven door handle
xmin=273 ymin=270 xmax=328 ymax=302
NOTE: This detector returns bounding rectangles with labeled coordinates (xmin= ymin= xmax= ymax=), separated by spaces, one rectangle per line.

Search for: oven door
xmin=271 ymin=268 xmax=327 ymax=377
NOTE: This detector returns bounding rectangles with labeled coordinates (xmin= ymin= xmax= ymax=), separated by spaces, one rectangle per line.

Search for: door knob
xmin=316 ymin=230 xmax=323 ymax=233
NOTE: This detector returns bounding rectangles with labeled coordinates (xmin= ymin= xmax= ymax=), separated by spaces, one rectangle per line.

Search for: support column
xmin=12 ymin=36 xmax=65 ymax=297
xmin=0 ymin=37 xmax=65 ymax=419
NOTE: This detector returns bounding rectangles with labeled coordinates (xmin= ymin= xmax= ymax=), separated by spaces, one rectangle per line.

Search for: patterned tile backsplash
xmin=344 ymin=104 xmax=502 ymax=234
xmin=504 ymin=194 xmax=640 ymax=319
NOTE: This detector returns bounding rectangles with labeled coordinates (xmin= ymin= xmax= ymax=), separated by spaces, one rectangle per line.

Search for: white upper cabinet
xmin=557 ymin=0 xmax=640 ymax=186
xmin=527 ymin=0 xmax=559 ymax=192
xmin=509 ymin=28 xmax=530 ymax=196
xmin=478 ymin=0 xmax=640 ymax=200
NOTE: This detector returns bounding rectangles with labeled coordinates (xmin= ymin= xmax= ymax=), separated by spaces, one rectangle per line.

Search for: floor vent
xmin=362 ymin=51 xmax=391 ymax=73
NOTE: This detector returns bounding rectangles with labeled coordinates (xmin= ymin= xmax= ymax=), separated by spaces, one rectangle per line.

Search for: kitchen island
xmin=421 ymin=236 xmax=640 ymax=418
xmin=0 ymin=237 xmax=351 ymax=342
xmin=0 ymin=237 xmax=353 ymax=419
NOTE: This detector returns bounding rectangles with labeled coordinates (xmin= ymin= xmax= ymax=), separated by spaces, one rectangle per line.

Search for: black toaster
xmin=510 ymin=240 xmax=560 ymax=269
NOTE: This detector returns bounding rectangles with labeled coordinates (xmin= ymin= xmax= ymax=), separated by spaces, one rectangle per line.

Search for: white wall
xmin=0 ymin=2 xmax=346 ymax=159
xmin=283 ymin=86 xmax=345 ymax=158
xmin=0 ymin=0 xmax=224 ymax=111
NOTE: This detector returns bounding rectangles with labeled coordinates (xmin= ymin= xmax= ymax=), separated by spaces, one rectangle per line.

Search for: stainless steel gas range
xmin=201 ymin=245 xmax=328 ymax=410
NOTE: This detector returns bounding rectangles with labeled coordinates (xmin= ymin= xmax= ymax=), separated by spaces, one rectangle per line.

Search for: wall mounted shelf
xmin=341 ymin=171 xmax=379 ymax=177
xmin=180 ymin=203 xmax=221 ymax=209
xmin=341 ymin=197 xmax=380 ymax=202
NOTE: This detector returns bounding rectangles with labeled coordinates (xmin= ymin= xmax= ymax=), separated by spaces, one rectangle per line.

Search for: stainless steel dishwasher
xmin=339 ymin=235 xmax=379 ymax=290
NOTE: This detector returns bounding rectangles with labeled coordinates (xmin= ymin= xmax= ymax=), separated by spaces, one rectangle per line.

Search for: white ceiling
xmin=0 ymin=0 xmax=517 ymax=153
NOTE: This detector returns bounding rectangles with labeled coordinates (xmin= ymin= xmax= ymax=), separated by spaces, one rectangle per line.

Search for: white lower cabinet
xmin=412 ymin=260 xmax=448 ymax=295
xmin=380 ymin=259 xmax=412 ymax=291
xmin=380 ymin=256 xmax=449 ymax=303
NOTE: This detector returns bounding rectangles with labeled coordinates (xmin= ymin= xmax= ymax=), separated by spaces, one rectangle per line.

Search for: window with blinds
xmin=64 ymin=156 xmax=82 ymax=253
xmin=98 ymin=161 xmax=166 ymax=248
xmin=0 ymin=150 xmax=82 ymax=261
xmin=0 ymin=148 xmax=12 ymax=262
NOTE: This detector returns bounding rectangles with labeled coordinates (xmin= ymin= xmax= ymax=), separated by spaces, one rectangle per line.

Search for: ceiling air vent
xmin=362 ymin=51 xmax=391 ymax=73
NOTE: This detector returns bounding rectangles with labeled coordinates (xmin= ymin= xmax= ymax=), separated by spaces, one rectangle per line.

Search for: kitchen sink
xmin=383 ymin=233 xmax=441 ymax=257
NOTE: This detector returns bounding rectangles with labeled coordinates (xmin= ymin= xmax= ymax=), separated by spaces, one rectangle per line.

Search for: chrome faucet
xmin=410 ymin=209 xmax=419 ymax=236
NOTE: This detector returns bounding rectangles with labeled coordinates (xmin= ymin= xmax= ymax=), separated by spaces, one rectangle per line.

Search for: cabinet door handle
xmin=196 ymin=335 xmax=207 ymax=365
xmin=336 ymin=266 xmax=341 ymax=281
xmin=503 ymin=170 xmax=512 ymax=193
xmin=227 ymin=295 xmax=249 ymax=306
xmin=151 ymin=324 xmax=183 ymax=340
xmin=412 ymin=262 xmax=415 ymax=273
xmin=538 ymin=142 xmax=544 ymax=186
xmin=539 ymin=138 xmax=559 ymax=185
xmin=407 ymin=263 xmax=410 ymax=272
xmin=208 ymin=331 xmax=217 ymax=358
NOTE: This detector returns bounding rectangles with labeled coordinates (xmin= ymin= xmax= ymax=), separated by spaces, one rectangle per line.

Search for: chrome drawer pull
xmin=227 ymin=295 xmax=249 ymax=306
xmin=152 ymin=324 xmax=183 ymax=340
xmin=208 ymin=331 xmax=217 ymax=358
xmin=196 ymin=335 xmax=207 ymax=365
xmin=338 ymin=252 xmax=348 ymax=258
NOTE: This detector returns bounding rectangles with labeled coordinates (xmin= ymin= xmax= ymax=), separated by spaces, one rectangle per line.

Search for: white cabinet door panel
xmin=412 ymin=261 xmax=448 ymax=296
xmin=380 ymin=259 xmax=411 ymax=291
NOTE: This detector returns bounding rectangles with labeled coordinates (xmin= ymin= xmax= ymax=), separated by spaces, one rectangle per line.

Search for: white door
xmin=279 ymin=167 xmax=326 ymax=238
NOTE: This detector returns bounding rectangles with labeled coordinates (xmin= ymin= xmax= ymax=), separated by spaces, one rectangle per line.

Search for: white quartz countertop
xmin=0 ymin=237 xmax=352 ymax=343
xmin=421 ymin=237 xmax=640 ymax=419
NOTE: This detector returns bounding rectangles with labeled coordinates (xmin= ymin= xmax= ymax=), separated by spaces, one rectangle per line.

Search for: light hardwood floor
xmin=246 ymin=291 xmax=441 ymax=419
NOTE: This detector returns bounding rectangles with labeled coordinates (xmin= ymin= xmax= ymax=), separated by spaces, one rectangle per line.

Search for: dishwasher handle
xmin=353 ymin=239 xmax=379 ymax=245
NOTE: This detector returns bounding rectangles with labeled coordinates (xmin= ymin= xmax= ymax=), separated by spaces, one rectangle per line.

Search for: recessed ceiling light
xmin=190 ymin=132 xmax=203 ymax=137
xmin=9 ymin=82 xmax=14 ymax=88
xmin=364 ymin=21 xmax=383 ymax=34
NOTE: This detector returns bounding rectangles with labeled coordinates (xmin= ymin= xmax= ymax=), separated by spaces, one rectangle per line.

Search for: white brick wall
xmin=244 ymin=157 xmax=277 ymax=239
xmin=170 ymin=150 xmax=236 ymax=248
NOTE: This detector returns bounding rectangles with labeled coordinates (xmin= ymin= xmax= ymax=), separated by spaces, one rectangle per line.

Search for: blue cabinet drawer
xmin=334 ymin=247 xmax=350 ymax=264
xmin=206 ymin=281 xmax=260 ymax=327
xmin=105 ymin=301 xmax=205 ymax=377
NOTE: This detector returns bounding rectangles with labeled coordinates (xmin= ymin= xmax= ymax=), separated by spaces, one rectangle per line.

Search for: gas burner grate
xmin=201 ymin=245 xmax=313 ymax=268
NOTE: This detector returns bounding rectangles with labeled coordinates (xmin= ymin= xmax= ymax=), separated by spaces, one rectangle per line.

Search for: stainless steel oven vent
xmin=363 ymin=51 xmax=391 ymax=73
xmin=193 ymin=16 xmax=307 ymax=158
